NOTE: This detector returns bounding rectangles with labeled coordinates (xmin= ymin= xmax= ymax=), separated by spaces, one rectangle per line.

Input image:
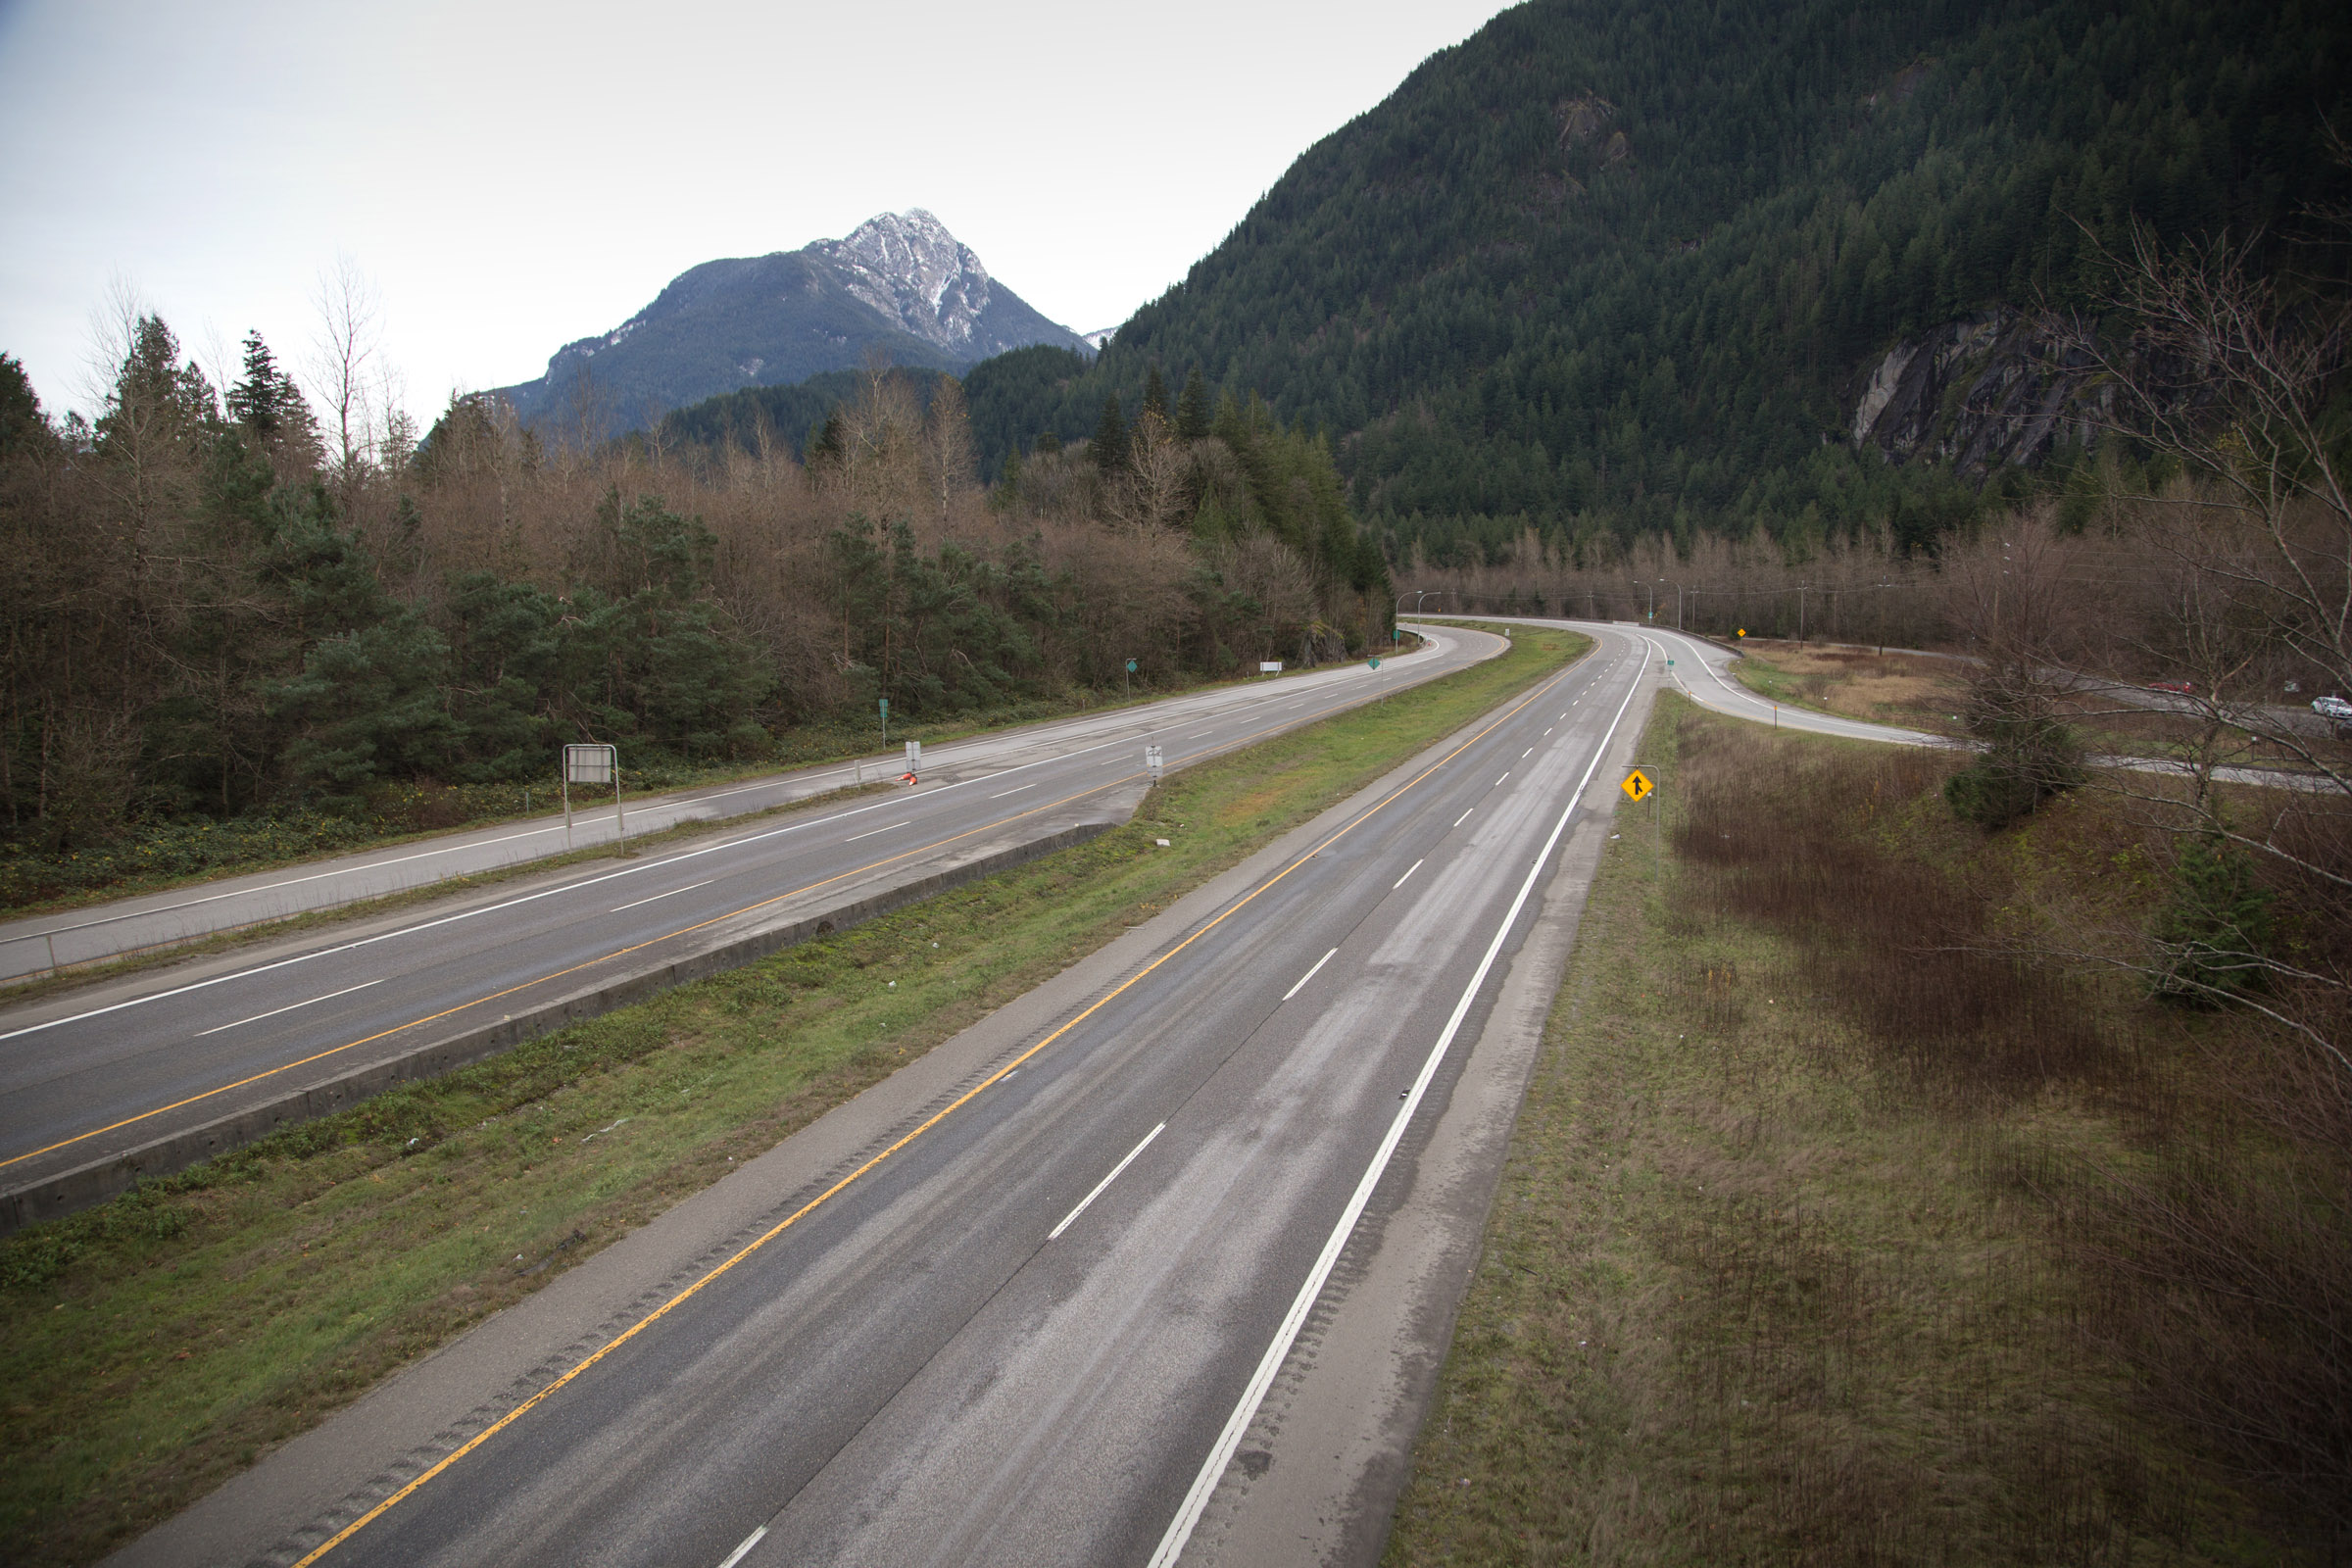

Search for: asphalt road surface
xmin=0 ymin=629 xmax=1491 ymax=1202
xmin=1439 ymin=617 xmax=1954 ymax=746
xmin=0 ymin=641 xmax=1478 ymax=983
xmin=109 ymin=625 xmax=1654 ymax=1568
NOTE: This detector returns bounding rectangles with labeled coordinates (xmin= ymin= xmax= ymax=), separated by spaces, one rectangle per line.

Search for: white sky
xmin=0 ymin=0 xmax=1518 ymax=424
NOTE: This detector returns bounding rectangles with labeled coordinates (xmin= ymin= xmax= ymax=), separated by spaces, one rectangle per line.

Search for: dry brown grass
xmin=1386 ymin=697 xmax=2346 ymax=1566
xmin=1732 ymin=640 xmax=1969 ymax=734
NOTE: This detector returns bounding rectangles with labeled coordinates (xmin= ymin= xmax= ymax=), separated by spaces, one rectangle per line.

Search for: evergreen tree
xmin=1092 ymin=393 xmax=1128 ymax=473
xmin=2149 ymin=836 xmax=2277 ymax=1002
xmin=226 ymin=331 xmax=291 ymax=437
xmin=1175 ymin=368 xmax=1210 ymax=441
xmin=1142 ymin=366 xmax=1170 ymax=424
xmin=807 ymin=409 xmax=846 ymax=471
xmin=226 ymin=329 xmax=322 ymax=466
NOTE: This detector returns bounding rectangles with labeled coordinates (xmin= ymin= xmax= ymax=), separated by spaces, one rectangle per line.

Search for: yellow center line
xmin=292 ymin=647 xmax=1590 ymax=1564
xmin=4 ymin=639 xmax=1467 ymax=1175
xmin=5 ymin=646 xmax=1469 ymax=1175
xmin=0 ymin=780 xmax=1130 ymax=1175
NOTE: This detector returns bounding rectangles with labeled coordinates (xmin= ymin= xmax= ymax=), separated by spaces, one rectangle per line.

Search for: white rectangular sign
xmin=564 ymin=743 xmax=616 ymax=785
xmin=1258 ymin=661 xmax=1283 ymax=673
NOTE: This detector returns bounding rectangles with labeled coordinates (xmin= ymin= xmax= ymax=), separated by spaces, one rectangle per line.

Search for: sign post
xmin=564 ymin=743 xmax=622 ymax=852
xmin=1623 ymin=767 xmax=1658 ymax=879
xmin=1146 ymin=744 xmax=1163 ymax=782
xmin=1125 ymin=657 xmax=1137 ymax=701
xmin=879 ymin=696 xmax=889 ymax=746
xmin=903 ymin=740 xmax=921 ymax=785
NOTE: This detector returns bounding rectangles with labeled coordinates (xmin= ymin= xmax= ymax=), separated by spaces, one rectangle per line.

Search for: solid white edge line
xmin=193 ymin=977 xmax=387 ymax=1038
xmin=1145 ymin=642 xmax=1648 ymax=1568
xmin=1393 ymin=858 xmax=1424 ymax=891
xmin=844 ymin=821 xmax=911 ymax=843
xmin=713 ymin=1524 xmax=768 ymax=1568
xmin=4 ymin=635 xmax=1494 ymax=1033
xmin=609 ymin=878 xmax=714 ymax=914
xmin=1281 ymin=948 xmax=1339 ymax=1003
xmin=1049 ymin=1122 xmax=1166 ymax=1241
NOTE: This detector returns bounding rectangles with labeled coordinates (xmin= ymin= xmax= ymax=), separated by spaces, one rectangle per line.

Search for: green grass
xmin=0 ymin=650 xmax=1421 ymax=917
xmin=0 ymin=625 xmax=1578 ymax=1568
xmin=1384 ymin=694 xmax=2299 ymax=1566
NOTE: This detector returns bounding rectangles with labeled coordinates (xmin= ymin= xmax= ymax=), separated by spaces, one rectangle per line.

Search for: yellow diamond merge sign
xmin=1622 ymin=769 xmax=1653 ymax=803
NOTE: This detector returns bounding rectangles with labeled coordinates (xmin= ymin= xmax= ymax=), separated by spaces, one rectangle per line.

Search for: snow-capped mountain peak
xmin=812 ymin=210 xmax=995 ymax=353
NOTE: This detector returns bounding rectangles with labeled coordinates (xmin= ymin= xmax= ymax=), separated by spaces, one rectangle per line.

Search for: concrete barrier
xmin=0 ymin=821 xmax=1114 ymax=1235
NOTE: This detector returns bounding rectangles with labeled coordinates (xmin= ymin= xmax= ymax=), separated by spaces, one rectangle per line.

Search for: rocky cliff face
xmin=496 ymin=212 xmax=1086 ymax=440
xmin=1848 ymin=309 xmax=2113 ymax=479
xmin=811 ymin=210 xmax=999 ymax=356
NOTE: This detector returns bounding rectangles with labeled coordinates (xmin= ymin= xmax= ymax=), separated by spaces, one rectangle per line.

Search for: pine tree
xmin=807 ymin=408 xmax=846 ymax=471
xmin=227 ymin=330 xmax=288 ymax=437
xmin=1143 ymin=366 xmax=1170 ymax=424
xmin=1092 ymin=393 xmax=1128 ymax=473
xmin=1175 ymin=368 xmax=1210 ymax=441
xmin=2150 ymin=835 xmax=2277 ymax=1002
xmin=225 ymin=329 xmax=321 ymax=465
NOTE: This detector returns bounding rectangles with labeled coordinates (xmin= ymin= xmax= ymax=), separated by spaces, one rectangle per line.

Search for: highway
xmin=1435 ymin=617 xmax=1956 ymax=746
xmin=0 ymin=629 xmax=1491 ymax=1210
xmin=0 ymin=642 xmax=1476 ymax=983
xmin=109 ymin=625 xmax=1654 ymax=1568
xmin=1456 ymin=618 xmax=2328 ymax=792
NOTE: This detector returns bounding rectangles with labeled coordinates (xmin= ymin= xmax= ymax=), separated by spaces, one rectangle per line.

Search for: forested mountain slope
xmin=963 ymin=0 xmax=2351 ymax=555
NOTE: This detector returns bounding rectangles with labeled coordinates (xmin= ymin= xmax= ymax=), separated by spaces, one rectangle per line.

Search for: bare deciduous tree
xmin=309 ymin=253 xmax=384 ymax=508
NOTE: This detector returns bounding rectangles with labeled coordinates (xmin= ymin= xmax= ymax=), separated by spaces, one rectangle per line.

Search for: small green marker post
xmin=880 ymin=696 xmax=889 ymax=746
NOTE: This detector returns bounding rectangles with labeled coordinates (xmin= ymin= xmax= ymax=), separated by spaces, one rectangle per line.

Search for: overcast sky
xmin=0 ymin=0 xmax=1517 ymax=424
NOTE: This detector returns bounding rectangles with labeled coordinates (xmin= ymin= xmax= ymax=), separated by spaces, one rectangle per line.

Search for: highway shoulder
xmin=99 ymin=666 xmax=1552 ymax=1568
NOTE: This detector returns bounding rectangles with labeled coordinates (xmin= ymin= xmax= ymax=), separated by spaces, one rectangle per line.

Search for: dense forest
xmin=946 ymin=0 xmax=2350 ymax=564
xmin=0 ymin=327 xmax=1386 ymax=887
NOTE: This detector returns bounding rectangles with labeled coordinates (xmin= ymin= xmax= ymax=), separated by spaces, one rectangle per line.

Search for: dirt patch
xmin=1734 ymin=639 xmax=1967 ymax=733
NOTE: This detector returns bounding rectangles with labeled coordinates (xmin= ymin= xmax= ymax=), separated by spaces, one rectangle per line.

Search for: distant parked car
xmin=2316 ymin=695 xmax=2352 ymax=737
xmin=2147 ymin=680 xmax=2195 ymax=695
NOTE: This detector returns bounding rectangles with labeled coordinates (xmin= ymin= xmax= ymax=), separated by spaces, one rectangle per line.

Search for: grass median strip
xmin=1384 ymin=694 xmax=2325 ymax=1564
xmin=0 ymin=625 xmax=1584 ymax=1568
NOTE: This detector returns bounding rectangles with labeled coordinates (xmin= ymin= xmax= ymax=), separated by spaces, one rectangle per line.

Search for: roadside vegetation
xmin=1 ymin=317 xmax=1392 ymax=911
xmin=1386 ymin=696 xmax=2348 ymax=1563
xmin=0 ymin=655 xmax=1404 ymax=916
xmin=0 ymin=626 xmax=1582 ymax=1567
xmin=1722 ymin=637 xmax=1967 ymax=735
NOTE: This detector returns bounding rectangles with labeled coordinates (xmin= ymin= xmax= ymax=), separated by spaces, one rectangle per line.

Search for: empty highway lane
xmin=115 ymin=627 xmax=1654 ymax=1568
xmin=1 ymin=629 xmax=1494 ymax=1207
